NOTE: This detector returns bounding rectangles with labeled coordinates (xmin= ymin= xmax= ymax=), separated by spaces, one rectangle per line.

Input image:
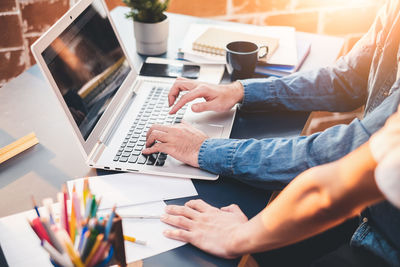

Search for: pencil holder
xmin=47 ymin=214 xmax=126 ymax=267
xmin=29 ymin=180 xmax=127 ymax=267
xmin=108 ymin=215 xmax=127 ymax=267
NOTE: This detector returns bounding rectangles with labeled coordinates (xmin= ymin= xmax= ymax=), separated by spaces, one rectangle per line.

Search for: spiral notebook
xmin=192 ymin=27 xmax=279 ymax=62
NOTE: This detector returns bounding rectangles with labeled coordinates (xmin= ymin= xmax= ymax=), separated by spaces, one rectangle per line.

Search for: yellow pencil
xmin=124 ymin=235 xmax=147 ymax=245
xmin=83 ymin=178 xmax=89 ymax=209
xmin=64 ymin=238 xmax=85 ymax=267
xmin=84 ymin=234 xmax=104 ymax=265
xmin=69 ymin=195 xmax=76 ymax=243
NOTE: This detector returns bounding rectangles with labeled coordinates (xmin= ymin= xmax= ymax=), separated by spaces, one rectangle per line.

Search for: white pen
xmin=120 ymin=214 xmax=160 ymax=219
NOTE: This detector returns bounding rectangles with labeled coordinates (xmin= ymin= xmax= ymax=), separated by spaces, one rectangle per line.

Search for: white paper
xmin=145 ymin=57 xmax=225 ymax=84
xmin=0 ymin=208 xmax=53 ymax=267
xmin=181 ymin=24 xmax=298 ymax=66
xmin=67 ymin=173 xmax=197 ymax=210
xmin=108 ymin=201 xmax=185 ymax=263
xmin=0 ymin=201 xmax=185 ymax=266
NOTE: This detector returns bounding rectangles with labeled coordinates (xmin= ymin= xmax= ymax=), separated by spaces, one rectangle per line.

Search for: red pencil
xmin=31 ymin=217 xmax=52 ymax=244
xmin=62 ymin=184 xmax=70 ymax=235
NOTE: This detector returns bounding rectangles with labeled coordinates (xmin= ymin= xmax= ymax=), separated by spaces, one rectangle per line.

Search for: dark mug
xmin=226 ymin=41 xmax=268 ymax=80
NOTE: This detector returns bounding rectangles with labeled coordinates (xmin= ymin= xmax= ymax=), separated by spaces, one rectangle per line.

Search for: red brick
xmin=228 ymin=16 xmax=258 ymax=25
xmin=0 ymin=14 xmax=23 ymax=48
xmin=0 ymin=50 xmax=26 ymax=86
xmin=232 ymin=0 xmax=291 ymax=14
xmin=105 ymin=0 xmax=124 ymax=11
xmin=322 ymin=5 xmax=381 ymax=35
xmin=26 ymin=35 xmax=39 ymax=66
xmin=168 ymin=0 xmax=226 ymax=17
xmin=294 ymin=0 xmax=348 ymax=9
xmin=294 ymin=0 xmax=385 ymax=9
xmin=264 ymin=11 xmax=319 ymax=33
xmin=20 ymin=0 xmax=69 ymax=34
xmin=0 ymin=0 xmax=17 ymax=12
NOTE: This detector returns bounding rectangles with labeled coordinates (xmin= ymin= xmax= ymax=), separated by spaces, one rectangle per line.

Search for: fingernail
xmin=160 ymin=214 xmax=167 ymax=220
xmin=163 ymin=230 xmax=170 ymax=235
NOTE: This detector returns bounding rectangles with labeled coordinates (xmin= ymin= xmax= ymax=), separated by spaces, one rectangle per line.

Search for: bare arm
xmin=162 ymin=142 xmax=384 ymax=258
xmin=230 ymin=142 xmax=383 ymax=255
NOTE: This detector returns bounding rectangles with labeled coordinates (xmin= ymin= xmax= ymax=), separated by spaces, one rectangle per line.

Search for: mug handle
xmin=258 ymin=45 xmax=269 ymax=59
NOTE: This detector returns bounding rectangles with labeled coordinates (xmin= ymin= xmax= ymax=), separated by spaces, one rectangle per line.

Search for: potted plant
xmin=123 ymin=0 xmax=170 ymax=55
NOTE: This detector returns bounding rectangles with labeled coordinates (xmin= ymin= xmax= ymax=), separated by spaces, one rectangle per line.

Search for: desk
xmin=0 ymin=6 xmax=344 ymax=266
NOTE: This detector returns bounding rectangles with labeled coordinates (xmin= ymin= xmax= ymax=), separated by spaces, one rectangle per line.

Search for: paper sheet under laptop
xmin=0 ymin=201 xmax=185 ymax=266
xmin=67 ymin=173 xmax=198 ymax=210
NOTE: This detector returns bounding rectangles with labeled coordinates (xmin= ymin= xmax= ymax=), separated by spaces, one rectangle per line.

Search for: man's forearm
xmin=229 ymin=143 xmax=384 ymax=256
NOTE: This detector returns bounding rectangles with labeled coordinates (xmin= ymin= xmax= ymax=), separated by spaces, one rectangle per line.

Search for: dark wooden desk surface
xmin=0 ymin=7 xmax=344 ymax=266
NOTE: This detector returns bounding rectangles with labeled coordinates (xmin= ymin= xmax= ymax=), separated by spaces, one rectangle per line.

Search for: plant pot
xmin=133 ymin=16 xmax=169 ymax=56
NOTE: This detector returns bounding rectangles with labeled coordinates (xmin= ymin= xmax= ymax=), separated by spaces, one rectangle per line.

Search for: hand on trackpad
xmin=193 ymin=123 xmax=224 ymax=138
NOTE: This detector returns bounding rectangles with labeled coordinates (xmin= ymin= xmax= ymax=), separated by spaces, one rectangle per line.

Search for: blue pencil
xmin=31 ymin=195 xmax=40 ymax=217
xmin=104 ymin=206 xmax=116 ymax=240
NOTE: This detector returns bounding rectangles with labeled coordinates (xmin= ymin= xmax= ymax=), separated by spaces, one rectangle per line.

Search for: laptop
xmin=31 ymin=0 xmax=236 ymax=180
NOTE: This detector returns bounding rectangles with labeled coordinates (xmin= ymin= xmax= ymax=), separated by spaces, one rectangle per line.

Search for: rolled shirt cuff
xmin=198 ymin=138 xmax=240 ymax=176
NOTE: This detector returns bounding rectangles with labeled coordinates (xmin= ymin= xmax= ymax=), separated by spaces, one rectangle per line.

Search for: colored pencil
xmin=41 ymin=240 xmax=73 ymax=267
xmin=104 ymin=206 xmax=116 ymax=240
xmin=124 ymin=235 xmax=147 ymax=245
xmin=41 ymin=218 xmax=65 ymax=253
xmin=31 ymin=195 xmax=40 ymax=217
xmin=84 ymin=233 xmax=104 ymax=265
xmin=62 ymin=185 xmax=70 ymax=235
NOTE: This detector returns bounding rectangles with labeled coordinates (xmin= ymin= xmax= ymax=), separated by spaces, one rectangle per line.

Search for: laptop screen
xmin=42 ymin=0 xmax=131 ymax=140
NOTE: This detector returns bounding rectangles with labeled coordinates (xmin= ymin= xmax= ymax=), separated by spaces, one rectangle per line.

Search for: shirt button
xmin=363 ymin=217 xmax=368 ymax=223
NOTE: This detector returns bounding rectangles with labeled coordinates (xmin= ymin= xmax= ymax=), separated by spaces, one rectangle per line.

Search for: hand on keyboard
xmin=142 ymin=121 xmax=208 ymax=168
xmin=168 ymin=77 xmax=244 ymax=115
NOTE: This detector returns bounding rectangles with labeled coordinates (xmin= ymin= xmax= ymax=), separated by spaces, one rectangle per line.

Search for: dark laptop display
xmin=41 ymin=0 xmax=130 ymax=140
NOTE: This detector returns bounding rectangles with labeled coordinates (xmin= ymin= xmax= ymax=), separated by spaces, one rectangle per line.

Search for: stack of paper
xmin=0 ymin=173 xmax=199 ymax=266
xmin=255 ymin=38 xmax=312 ymax=77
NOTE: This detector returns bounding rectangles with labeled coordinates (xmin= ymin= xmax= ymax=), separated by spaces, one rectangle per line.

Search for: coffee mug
xmin=226 ymin=41 xmax=268 ymax=80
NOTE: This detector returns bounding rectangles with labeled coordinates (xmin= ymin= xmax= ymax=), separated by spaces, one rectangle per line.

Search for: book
xmin=178 ymin=24 xmax=297 ymax=66
xmin=255 ymin=38 xmax=311 ymax=77
xmin=192 ymin=27 xmax=279 ymax=62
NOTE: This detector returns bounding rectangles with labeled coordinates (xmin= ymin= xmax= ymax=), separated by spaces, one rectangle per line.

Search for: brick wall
xmin=0 ymin=0 xmax=386 ymax=87
xmin=168 ymin=0 xmax=386 ymax=53
xmin=0 ymin=0 xmax=69 ymax=87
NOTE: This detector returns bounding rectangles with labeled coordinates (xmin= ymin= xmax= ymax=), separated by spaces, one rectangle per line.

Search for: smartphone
xmin=139 ymin=63 xmax=200 ymax=79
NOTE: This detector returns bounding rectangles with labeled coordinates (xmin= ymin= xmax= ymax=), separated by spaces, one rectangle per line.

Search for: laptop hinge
xmin=88 ymin=141 xmax=106 ymax=165
xmin=98 ymin=79 xmax=141 ymax=146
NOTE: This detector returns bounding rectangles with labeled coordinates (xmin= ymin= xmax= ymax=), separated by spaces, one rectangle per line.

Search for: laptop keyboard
xmin=113 ymin=86 xmax=187 ymax=166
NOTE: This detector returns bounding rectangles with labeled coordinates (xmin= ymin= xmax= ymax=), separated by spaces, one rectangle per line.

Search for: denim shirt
xmin=198 ymin=0 xmax=400 ymax=265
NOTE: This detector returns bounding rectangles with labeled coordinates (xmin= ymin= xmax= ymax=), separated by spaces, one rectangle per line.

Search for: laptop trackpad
xmin=193 ymin=123 xmax=224 ymax=138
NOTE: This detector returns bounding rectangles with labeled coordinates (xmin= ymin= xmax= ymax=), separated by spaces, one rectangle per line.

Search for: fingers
xmin=165 ymin=205 xmax=199 ymax=219
xmin=142 ymin=142 xmax=169 ymax=154
xmin=163 ymin=228 xmax=193 ymax=243
xmin=168 ymin=77 xmax=198 ymax=107
xmin=161 ymin=214 xmax=194 ymax=230
xmin=220 ymin=204 xmax=241 ymax=213
xmin=191 ymin=101 xmax=215 ymax=113
xmin=185 ymin=199 xmax=214 ymax=213
xmin=169 ymin=87 xmax=207 ymax=115
xmin=146 ymin=130 xmax=169 ymax=147
xmin=146 ymin=124 xmax=171 ymax=140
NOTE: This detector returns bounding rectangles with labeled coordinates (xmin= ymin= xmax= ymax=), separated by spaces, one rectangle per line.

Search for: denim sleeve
xmin=198 ymin=89 xmax=400 ymax=190
xmin=237 ymin=4 xmax=386 ymax=113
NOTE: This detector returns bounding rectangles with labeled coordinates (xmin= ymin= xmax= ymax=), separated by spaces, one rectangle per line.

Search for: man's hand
xmin=168 ymin=77 xmax=244 ymax=114
xmin=161 ymin=199 xmax=249 ymax=259
xmin=142 ymin=122 xmax=208 ymax=167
